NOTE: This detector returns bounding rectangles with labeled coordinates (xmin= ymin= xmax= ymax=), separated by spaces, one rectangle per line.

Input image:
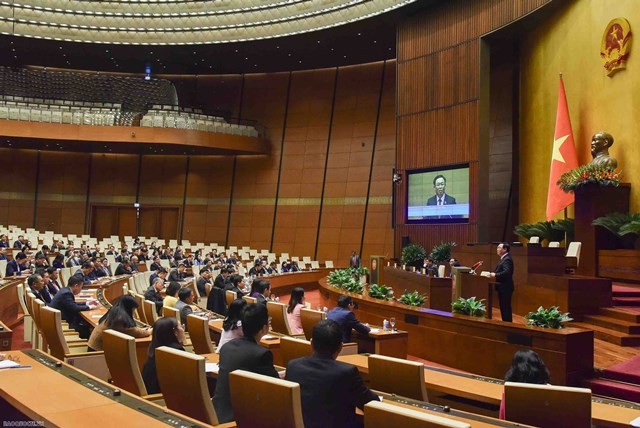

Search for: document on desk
xmin=0 ymin=360 xmax=30 ymax=369
xmin=205 ymin=363 xmax=220 ymax=374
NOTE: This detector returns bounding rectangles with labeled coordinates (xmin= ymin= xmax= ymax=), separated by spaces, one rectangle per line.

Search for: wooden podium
xmin=574 ymin=184 xmax=630 ymax=276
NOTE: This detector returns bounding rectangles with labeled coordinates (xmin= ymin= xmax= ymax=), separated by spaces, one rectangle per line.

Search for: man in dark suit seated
xmin=327 ymin=295 xmax=370 ymax=343
xmin=149 ymin=256 xmax=163 ymax=273
xmin=0 ymin=247 xmax=7 ymax=261
xmin=214 ymin=303 xmax=279 ymax=423
xmin=197 ymin=268 xmax=213 ymax=297
xmin=426 ymin=174 xmax=456 ymax=206
xmin=168 ymin=262 xmax=187 ymax=282
xmin=90 ymin=258 xmax=108 ymax=279
xmin=0 ymin=234 xmax=9 ymax=248
xmin=72 ymin=260 xmax=94 ymax=286
xmin=144 ymin=277 xmax=165 ymax=315
xmin=28 ymin=273 xmax=52 ymax=305
xmin=13 ymin=235 xmax=26 ymax=249
xmin=286 ymin=319 xmax=379 ymax=428
xmin=149 ymin=268 xmax=168 ymax=287
xmin=6 ymin=252 xmax=29 ymax=277
xmin=213 ymin=267 xmax=230 ymax=290
xmin=50 ymin=275 xmax=97 ymax=339
xmin=490 ymin=242 xmax=515 ymax=322
xmin=114 ymin=258 xmax=133 ymax=276
xmin=422 ymin=258 xmax=439 ymax=277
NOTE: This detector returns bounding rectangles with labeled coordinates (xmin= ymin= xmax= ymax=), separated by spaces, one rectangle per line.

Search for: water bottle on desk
xmin=383 ymin=319 xmax=389 ymax=331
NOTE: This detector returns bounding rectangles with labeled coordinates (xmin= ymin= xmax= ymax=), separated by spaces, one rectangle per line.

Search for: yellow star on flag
xmin=552 ymin=134 xmax=569 ymax=163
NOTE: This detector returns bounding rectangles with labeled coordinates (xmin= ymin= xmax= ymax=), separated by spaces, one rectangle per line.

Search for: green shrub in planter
xmin=524 ymin=306 xmax=573 ymax=329
xmin=401 ymin=244 xmax=426 ymax=268
xmin=398 ymin=290 xmax=427 ymax=307
xmin=451 ymin=296 xmax=486 ymax=317
xmin=429 ymin=241 xmax=456 ymax=264
xmin=368 ymin=284 xmax=394 ymax=301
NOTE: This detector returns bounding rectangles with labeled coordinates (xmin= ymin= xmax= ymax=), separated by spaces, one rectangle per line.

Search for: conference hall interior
xmin=1 ymin=0 xmax=640 ymax=426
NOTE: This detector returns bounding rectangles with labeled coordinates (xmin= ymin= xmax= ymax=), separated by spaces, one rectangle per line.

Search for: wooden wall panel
xmin=272 ymin=68 xmax=335 ymax=258
xmin=396 ymin=0 xmax=551 ymax=255
xmin=0 ymin=148 xmax=37 ymax=229
xmin=89 ymin=154 xmax=139 ymax=205
xmin=36 ymin=151 xmax=89 ymax=234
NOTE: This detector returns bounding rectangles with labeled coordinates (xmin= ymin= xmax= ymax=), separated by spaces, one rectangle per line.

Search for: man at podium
xmin=490 ymin=242 xmax=514 ymax=322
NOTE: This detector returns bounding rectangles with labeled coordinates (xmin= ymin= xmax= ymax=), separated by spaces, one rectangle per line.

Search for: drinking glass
xmin=389 ymin=317 xmax=396 ymax=331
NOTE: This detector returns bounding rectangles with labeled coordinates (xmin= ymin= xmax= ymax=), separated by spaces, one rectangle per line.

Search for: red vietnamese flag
xmin=546 ymin=76 xmax=579 ymax=221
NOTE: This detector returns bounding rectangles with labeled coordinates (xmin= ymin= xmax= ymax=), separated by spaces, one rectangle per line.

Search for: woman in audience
xmin=286 ymin=287 xmax=305 ymax=335
xmin=216 ymin=298 xmax=247 ymax=353
xmin=162 ymin=281 xmax=181 ymax=308
xmin=52 ymin=254 xmax=65 ymax=269
xmin=499 ymin=349 xmax=550 ymax=419
xmin=142 ymin=317 xmax=186 ymax=394
xmin=87 ymin=295 xmax=151 ymax=352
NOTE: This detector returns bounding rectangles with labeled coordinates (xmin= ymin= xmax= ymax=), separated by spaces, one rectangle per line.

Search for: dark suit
xmin=286 ymin=354 xmax=379 ymax=428
xmin=349 ymin=255 xmax=361 ymax=268
xmin=6 ymin=259 xmax=27 ymax=277
xmin=13 ymin=240 xmax=23 ymax=249
xmin=30 ymin=287 xmax=52 ymax=305
xmin=168 ymin=270 xmax=186 ymax=282
xmin=213 ymin=274 xmax=226 ymax=290
xmin=214 ymin=336 xmax=279 ymax=423
xmin=327 ymin=307 xmax=370 ymax=343
xmin=114 ymin=264 xmax=132 ymax=276
xmin=197 ymin=277 xmax=211 ymax=297
xmin=494 ymin=253 xmax=514 ymax=322
xmin=144 ymin=286 xmax=164 ymax=315
xmin=149 ymin=262 xmax=163 ymax=272
xmin=49 ymin=287 xmax=91 ymax=338
xmin=426 ymin=193 xmax=457 ymax=205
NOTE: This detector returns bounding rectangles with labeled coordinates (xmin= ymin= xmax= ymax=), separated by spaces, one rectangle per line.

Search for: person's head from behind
xmin=230 ymin=274 xmax=243 ymax=287
xmin=311 ymin=319 xmax=343 ymax=359
xmin=102 ymin=295 xmax=138 ymax=329
xmin=433 ymin=174 xmax=446 ymax=197
xmin=337 ymin=294 xmax=354 ymax=311
xmin=149 ymin=317 xmax=184 ymax=357
xmin=178 ymin=287 xmax=194 ymax=304
xmin=505 ymin=349 xmax=550 ymax=384
xmin=288 ymin=287 xmax=305 ymax=314
xmin=166 ymin=281 xmax=181 ymax=297
xmin=241 ymin=303 xmax=269 ymax=339
xmin=67 ymin=275 xmax=84 ymax=294
xmin=224 ymin=298 xmax=247 ymax=331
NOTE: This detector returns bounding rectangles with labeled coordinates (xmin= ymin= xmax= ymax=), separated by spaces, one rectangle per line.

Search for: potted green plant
xmin=451 ymin=297 xmax=486 ymax=317
xmin=592 ymin=212 xmax=640 ymax=249
xmin=398 ymin=290 xmax=427 ymax=307
xmin=513 ymin=220 xmax=570 ymax=244
xmin=524 ymin=306 xmax=573 ymax=329
xmin=368 ymin=284 xmax=394 ymax=301
xmin=429 ymin=241 xmax=456 ymax=264
xmin=327 ymin=268 xmax=365 ymax=294
xmin=401 ymin=243 xmax=426 ymax=269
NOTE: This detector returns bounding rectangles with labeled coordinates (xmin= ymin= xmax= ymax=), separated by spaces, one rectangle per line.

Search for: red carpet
xmin=612 ymin=284 xmax=640 ymax=306
xmin=603 ymin=354 xmax=640 ymax=385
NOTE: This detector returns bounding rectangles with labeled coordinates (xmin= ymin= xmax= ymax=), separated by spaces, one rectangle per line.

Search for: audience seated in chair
xmin=286 ymin=287 xmax=306 ymax=335
xmin=214 ymin=302 xmax=279 ymax=423
xmin=499 ymin=349 xmax=550 ymax=420
xmin=49 ymin=275 xmax=98 ymax=339
xmin=285 ymin=319 xmax=379 ymax=428
xmin=87 ymin=295 xmax=151 ymax=351
xmin=217 ymin=298 xmax=247 ymax=353
xmin=141 ymin=317 xmax=186 ymax=394
xmin=162 ymin=281 xmax=181 ymax=308
xmin=327 ymin=295 xmax=370 ymax=343
xmin=144 ymin=277 xmax=165 ymax=315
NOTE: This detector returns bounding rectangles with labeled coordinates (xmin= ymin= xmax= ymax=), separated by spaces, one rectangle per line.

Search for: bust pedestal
xmin=574 ymin=183 xmax=630 ymax=276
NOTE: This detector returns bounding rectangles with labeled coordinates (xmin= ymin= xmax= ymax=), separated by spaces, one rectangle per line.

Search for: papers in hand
xmin=480 ymin=271 xmax=491 ymax=278
xmin=205 ymin=363 xmax=219 ymax=373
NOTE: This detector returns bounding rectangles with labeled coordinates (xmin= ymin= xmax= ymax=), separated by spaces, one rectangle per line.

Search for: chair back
xmin=186 ymin=314 xmax=215 ymax=354
xmin=504 ymin=382 xmax=591 ymax=428
xmin=225 ymin=290 xmax=237 ymax=306
xmin=229 ymin=369 xmax=304 ymax=428
xmin=16 ymin=282 xmax=30 ymax=314
xmin=325 ymin=260 xmax=334 ymax=268
xmin=192 ymin=265 xmax=201 ymax=276
xmin=529 ymin=236 xmax=540 ymax=244
xmin=143 ymin=299 xmax=158 ymax=324
xmin=567 ymin=241 xmax=582 ymax=267
xmin=242 ymin=295 xmax=257 ymax=304
xmin=155 ymin=346 xmax=218 ymax=425
xmin=368 ymin=354 xmax=428 ymax=401
xmin=103 ymin=329 xmax=148 ymax=396
xmin=267 ymin=301 xmax=293 ymax=335
xmin=548 ymin=241 xmax=560 ymax=248
xmin=280 ymin=336 xmax=312 ymax=366
xmin=162 ymin=305 xmax=181 ymax=322
xmin=0 ymin=259 xmax=6 ymax=278
xmin=364 ymin=401 xmax=470 ymax=428
xmin=300 ymin=308 xmax=326 ymax=341
xmin=131 ymin=293 xmax=147 ymax=323
xmin=39 ymin=305 xmax=71 ymax=360
xmin=438 ymin=265 xmax=446 ymax=277
xmin=310 ymin=261 xmax=320 ymax=269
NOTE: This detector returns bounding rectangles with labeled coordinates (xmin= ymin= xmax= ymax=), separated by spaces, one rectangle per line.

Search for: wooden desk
xmin=337 ymin=354 xmax=640 ymax=427
xmin=262 ymin=269 xmax=332 ymax=295
xmin=382 ymin=267 xmax=452 ymax=312
xmin=457 ymin=273 xmax=494 ymax=319
xmin=0 ymin=320 xmax=12 ymax=351
xmin=354 ymin=328 xmax=408 ymax=359
xmin=319 ymin=279 xmax=594 ymax=386
xmin=0 ymin=350 xmax=214 ymax=427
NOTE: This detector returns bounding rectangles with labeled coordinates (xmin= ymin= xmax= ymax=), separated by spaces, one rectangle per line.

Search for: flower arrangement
xmin=557 ymin=164 xmax=621 ymax=192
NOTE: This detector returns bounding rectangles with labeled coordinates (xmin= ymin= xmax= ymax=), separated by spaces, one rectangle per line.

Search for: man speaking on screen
xmin=426 ymin=174 xmax=456 ymax=206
